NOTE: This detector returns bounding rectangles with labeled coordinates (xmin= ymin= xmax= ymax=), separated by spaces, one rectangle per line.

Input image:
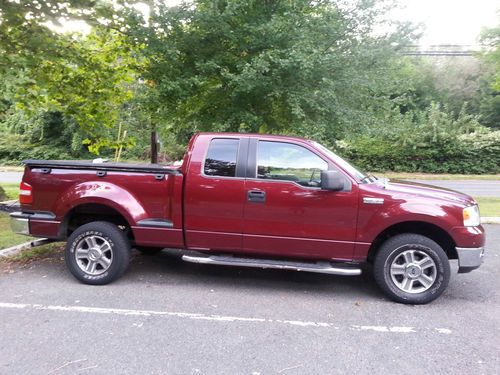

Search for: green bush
xmin=337 ymin=104 xmax=500 ymax=174
xmin=0 ymin=111 xmax=93 ymax=164
xmin=0 ymin=133 xmax=73 ymax=164
xmin=338 ymin=133 xmax=500 ymax=174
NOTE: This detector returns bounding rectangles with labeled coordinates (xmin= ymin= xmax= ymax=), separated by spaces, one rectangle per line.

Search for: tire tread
xmin=65 ymin=221 xmax=131 ymax=285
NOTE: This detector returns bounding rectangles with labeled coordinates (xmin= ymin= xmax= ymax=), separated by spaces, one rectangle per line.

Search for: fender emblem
xmin=363 ymin=197 xmax=384 ymax=205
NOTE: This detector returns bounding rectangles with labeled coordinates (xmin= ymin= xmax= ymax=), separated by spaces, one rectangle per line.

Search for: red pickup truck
xmin=11 ymin=132 xmax=485 ymax=304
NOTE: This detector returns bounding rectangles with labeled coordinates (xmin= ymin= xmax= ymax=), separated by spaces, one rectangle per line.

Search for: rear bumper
xmin=10 ymin=214 xmax=30 ymax=235
xmin=10 ymin=211 xmax=60 ymax=238
xmin=456 ymin=246 xmax=485 ymax=273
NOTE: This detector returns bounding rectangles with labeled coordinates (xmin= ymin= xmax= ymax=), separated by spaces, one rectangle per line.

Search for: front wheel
xmin=65 ymin=221 xmax=131 ymax=285
xmin=373 ymin=233 xmax=450 ymax=304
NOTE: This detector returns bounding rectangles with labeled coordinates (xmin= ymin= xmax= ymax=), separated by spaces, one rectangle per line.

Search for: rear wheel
xmin=374 ymin=233 xmax=450 ymax=304
xmin=65 ymin=221 xmax=131 ymax=285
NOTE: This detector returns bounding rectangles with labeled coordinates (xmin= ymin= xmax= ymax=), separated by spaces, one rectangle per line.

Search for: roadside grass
xmin=476 ymin=197 xmax=500 ymax=217
xmin=380 ymin=172 xmax=500 ymax=180
xmin=0 ymin=183 xmax=19 ymax=200
xmin=6 ymin=242 xmax=64 ymax=263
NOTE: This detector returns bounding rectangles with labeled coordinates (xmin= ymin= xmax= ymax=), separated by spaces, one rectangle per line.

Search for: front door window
xmin=257 ymin=141 xmax=328 ymax=187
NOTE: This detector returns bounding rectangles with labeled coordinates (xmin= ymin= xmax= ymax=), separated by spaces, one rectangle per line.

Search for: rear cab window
xmin=203 ymin=138 xmax=240 ymax=177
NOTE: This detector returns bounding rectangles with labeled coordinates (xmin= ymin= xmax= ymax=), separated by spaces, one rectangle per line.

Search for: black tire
xmin=65 ymin=221 xmax=131 ymax=285
xmin=135 ymin=247 xmax=162 ymax=255
xmin=373 ymin=233 xmax=450 ymax=304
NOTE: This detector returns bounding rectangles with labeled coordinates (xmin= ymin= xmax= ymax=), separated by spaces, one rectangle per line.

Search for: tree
xmin=128 ymin=0 xmax=416 ymax=146
xmin=477 ymin=23 xmax=500 ymax=128
xmin=0 ymin=1 xmax=144 ymax=153
xmin=0 ymin=0 xmax=99 ymax=77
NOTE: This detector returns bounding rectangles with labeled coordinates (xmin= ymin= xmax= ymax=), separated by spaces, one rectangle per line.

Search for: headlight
xmin=463 ymin=205 xmax=480 ymax=227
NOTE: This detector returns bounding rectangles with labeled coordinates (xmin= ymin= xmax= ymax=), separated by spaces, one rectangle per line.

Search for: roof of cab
xmin=195 ymin=132 xmax=312 ymax=143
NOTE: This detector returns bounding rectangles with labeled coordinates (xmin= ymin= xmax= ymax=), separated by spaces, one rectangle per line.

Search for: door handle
xmin=247 ymin=190 xmax=266 ymax=203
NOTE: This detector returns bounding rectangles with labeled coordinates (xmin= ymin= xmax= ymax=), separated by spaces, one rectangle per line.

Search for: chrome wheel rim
xmin=75 ymin=235 xmax=113 ymax=276
xmin=390 ymin=250 xmax=437 ymax=294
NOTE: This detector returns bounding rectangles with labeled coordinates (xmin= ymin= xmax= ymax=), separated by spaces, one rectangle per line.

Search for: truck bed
xmin=18 ymin=159 xmax=185 ymax=248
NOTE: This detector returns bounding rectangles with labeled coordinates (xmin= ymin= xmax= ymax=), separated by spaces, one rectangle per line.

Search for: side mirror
xmin=321 ymin=170 xmax=344 ymax=191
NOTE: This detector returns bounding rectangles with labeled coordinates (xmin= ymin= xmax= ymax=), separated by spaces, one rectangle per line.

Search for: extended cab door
xmin=184 ymin=135 xmax=248 ymax=251
xmin=243 ymin=139 xmax=358 ymax=261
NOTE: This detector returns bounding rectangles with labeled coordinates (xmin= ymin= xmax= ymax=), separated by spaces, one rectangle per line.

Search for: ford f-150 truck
xmin=10 ymin=132 xmax=485 ymax=304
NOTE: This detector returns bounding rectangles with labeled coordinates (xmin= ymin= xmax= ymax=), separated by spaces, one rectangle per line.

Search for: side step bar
xmin=181 ymin=254 xmax=361 ymax=276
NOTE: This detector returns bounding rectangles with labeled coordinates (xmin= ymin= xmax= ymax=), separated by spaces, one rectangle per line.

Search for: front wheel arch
xmin=366 ymin=221 xmax=457 ymax=263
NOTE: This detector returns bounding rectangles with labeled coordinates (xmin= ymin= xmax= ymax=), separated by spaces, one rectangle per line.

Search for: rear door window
xmin=204 ymin=139 xmax=240 ymax=177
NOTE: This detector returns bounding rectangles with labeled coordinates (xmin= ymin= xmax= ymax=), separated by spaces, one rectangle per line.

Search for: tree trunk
xmin=151 ymin=131 xmax=158 ymax=164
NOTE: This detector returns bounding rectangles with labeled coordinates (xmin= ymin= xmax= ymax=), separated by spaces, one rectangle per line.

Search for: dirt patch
xmin=0 ymin=243 xmax=65 ymax=273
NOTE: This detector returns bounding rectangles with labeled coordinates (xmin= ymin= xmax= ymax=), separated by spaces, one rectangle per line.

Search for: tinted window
xmin=204 ymin=139 xmax=239 ymax=177
xmin=257 ymin=141 xmax=328 ymax=187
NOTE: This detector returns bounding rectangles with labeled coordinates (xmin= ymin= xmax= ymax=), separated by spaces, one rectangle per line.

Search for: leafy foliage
xmin=476 ymin=24 xmax=500 ymax=129
xmin=338 ymin=104 xmax=500 ymax=173
xmin=0 ymin=111 xmax=90 ymax=163
xmin=1 ymin=0 xmax=143 ymax=154
xmin=131 ymin=0 xmax=415 ymax=144
xmin=11 ymin=28 xmax=142 ymax=153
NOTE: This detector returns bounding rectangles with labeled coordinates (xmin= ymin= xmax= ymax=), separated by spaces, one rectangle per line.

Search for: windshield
xmin=312 ymin=142 xmax=371 ymax=182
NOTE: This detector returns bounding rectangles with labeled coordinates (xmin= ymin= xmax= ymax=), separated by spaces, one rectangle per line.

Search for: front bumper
xmin=456 ymin=246 xmax=485 ymax=273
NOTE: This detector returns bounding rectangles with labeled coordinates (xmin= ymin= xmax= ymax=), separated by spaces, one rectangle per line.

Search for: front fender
xmin=357 ymin=200 xmax=461 ymax=244
xmin=54 ymin=181 xmax=148 ymax=225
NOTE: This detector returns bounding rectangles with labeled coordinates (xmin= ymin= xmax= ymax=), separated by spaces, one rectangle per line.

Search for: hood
xmin=375 ymin=179 xmax=476 ymax=206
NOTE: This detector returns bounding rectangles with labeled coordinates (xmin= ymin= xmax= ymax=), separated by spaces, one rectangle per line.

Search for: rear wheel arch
xmin=366 ymin=221 xmax=458 ymax=263
xmin=54 ymin=181 xmax=147 ymax=237
xmin=61 ymin=202 xmax=134 ymax=240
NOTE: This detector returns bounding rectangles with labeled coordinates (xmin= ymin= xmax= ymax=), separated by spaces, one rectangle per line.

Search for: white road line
xmin=435 ymin=328 xmax=452 ymax=334
xmin=0 ymin=302 xmax=451 ymax=334
xmin=351 ymin=325 xmax=416 ymax=333
xmin=0 ymin=302 xmax=30 ymax=309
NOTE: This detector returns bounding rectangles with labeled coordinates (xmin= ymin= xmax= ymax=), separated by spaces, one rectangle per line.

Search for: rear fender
xmin=55 ymin=181 xmax=147 ymax=225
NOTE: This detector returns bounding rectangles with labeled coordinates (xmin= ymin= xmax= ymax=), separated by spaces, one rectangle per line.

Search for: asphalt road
xmin=0 ymin=225 xmax=499 ymax=374
xmin=0 ymin=172 xmax=22 ymax=184
xmin=412 ymin=179 xmax=500 ymax=198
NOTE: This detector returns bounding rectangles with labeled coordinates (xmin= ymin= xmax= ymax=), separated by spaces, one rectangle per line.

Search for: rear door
xmin=242 ymin=139 xmax=358 ymax=261
xmin=184 ymin=136 xmax=248 ymax=251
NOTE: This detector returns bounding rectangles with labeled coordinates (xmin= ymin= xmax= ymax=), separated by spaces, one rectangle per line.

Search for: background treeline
xmin=0 ymin=0 xmax=498 ymax=173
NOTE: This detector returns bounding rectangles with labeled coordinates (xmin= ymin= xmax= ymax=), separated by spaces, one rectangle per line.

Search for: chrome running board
xmin=181 ymin=254 xmax=361 ymax=276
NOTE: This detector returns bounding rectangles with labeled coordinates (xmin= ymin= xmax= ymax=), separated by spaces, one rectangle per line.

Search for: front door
xmin=243 ymin=139 xmax=358 ymax=261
